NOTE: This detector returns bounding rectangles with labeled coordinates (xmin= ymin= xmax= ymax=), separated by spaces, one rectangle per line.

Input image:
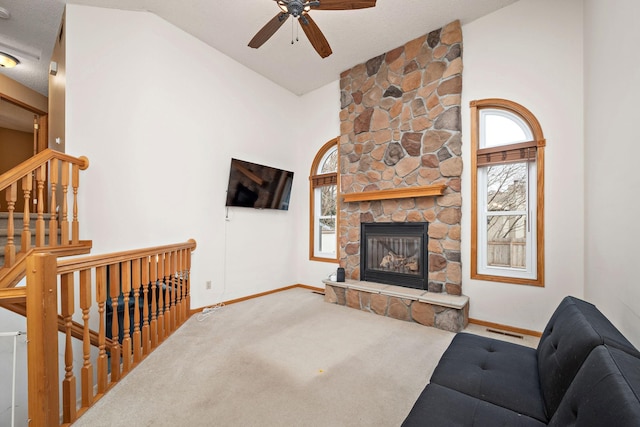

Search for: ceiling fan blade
xmin=299 ymin=13 xmax=332 ymax=58
xmin=313 ymin=0 xmax=376 ymax=11
xmin=248 ymin=13 xmax=290 ymax=49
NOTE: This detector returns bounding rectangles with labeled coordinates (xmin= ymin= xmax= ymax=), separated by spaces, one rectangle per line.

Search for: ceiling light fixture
xmin=0 ymin=52 xmax=20 ymax=68
xmin=0 ymin=7 xmax=11 ymax=20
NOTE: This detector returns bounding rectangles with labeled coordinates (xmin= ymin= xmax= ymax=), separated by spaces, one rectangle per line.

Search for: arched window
xmin=309 ymin=138 xmax=338 ymax=262
xmin=471 ymin=99 xmax=545 ymax=286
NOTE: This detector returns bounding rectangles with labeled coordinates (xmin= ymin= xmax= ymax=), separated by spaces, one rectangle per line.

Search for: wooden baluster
xmin=132 ymin=258 xmax=142 ymax=363
xmin=141 ymin=256 xmax=151 ymax=355
xmin=4 ymin=183 xmax=16 ymax=267
xmin=80 ymin=269 xmax=93 ymax=407
xmin=72 ymin=163 xmax=80 ymax=244
xmin=60 ymin=272 xmax=76 ymax=423
xmin=120 ymin=261 xmax=132 ymax=373
xmin=182 ymin=249 xmax=189 ymax=322
xmin=60 ymin=160 xmax=70 ymax=245
xmin=150 ymin=255 xmax=159 ymax=349
xmin=109 ymin=263 xmax=121 ymax=382
xmin=26 ymin=253 xmax=59 ymax=427
xmin=171 ymin=250 xmax=179 ymax=328
xmin=21 ymin=173 xmax=33 ymax=252
xmin=176 ymin=249 xmax=184 ymax=324
xmin=186 ymin=248 xmax=192 ymax=313
xmin=35 ymin=164 xmax=46 ymax=247
xmin=96 ymin=266 xmax=108 ymax=394
xmin=49 ymin=160 xmax=59 ymax=247
xmin=156 ymin=253 xmax=165 ymax=342
xmin=164 ymin=251 xmax=172 ymax=335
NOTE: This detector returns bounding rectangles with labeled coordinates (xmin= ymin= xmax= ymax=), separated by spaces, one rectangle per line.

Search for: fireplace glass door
xmin=360 ymin=222 xmax=429 ymax=290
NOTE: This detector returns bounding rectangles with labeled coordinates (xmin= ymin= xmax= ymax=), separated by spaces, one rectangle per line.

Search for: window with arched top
xmin=471 ymin=99 xmax=545 ymax=286
xmin=309 ymin=138 xmax=339 ymax=262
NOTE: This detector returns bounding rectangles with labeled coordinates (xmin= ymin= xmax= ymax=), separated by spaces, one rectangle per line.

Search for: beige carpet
xmin=72 ymin=288 xmax=457 ymax=426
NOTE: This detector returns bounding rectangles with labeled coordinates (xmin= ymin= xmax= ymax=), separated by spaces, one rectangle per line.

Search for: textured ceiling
xmin=0 ymin=98 xmax=35 ymax=133
xmin=0 ymin=0 xmax=518 ymax=97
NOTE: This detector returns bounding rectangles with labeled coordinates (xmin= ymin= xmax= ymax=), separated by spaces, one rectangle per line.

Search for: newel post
xmin=26 ymin=253 xmax=60 ymax=426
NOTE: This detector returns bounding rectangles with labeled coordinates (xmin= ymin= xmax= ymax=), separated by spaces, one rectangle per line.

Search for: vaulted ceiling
xmin=0 ymin=0 xmax=518 ymax=97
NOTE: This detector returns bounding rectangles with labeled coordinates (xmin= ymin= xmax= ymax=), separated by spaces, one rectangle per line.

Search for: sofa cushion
xmin=548 ymin=345 xmax=640 ymax=426
xmin=429 ymin=332 xmax=547 ymax=422
xmin=537 ymin=296 xmax=640 ymax=417
xmin=402 ymin=383 xmax=546 ymax=427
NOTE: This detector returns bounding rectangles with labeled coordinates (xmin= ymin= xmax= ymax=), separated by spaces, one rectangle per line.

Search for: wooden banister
xmin=56 ymin=239 xmax=197 ymax=273
xmin=1 ymin=149 xmax=92 ymax=287
xmin=0 ymin=149 xmax=88 ymax=191
xmin=0 ymin=300 xmax=114 ymax=349
xmin=22 ymin=240 xmax=196 ymax=426
xmin=0 ymin=287 xmax=26 ymax=304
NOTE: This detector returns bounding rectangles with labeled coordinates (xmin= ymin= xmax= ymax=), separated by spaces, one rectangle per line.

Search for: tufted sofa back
xmin=548 ymin=345 xmax=640 ymax=426
xmin=537 ymin=296 xmax=639 ymax=418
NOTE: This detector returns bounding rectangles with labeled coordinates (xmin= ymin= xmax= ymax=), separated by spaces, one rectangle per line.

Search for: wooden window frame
xmin=309 ymin=138 xmax=339 ymax=263
xmin=471 ymin=99 xmax=546 ymax=286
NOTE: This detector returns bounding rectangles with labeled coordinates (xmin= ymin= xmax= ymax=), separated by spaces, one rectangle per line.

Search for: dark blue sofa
xmin=402 ymin=296 xmax=640 ymax=426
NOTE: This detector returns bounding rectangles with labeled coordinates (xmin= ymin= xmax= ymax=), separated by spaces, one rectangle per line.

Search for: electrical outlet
xmin=206 ymin=280 xmax=212 ymax=290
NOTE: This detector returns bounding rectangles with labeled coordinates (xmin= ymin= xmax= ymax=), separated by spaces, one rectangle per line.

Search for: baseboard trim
xmin=469 ymin=318 xmax=542 ymax=338
xmin=189 ymin=284 xmax=325 ymax=316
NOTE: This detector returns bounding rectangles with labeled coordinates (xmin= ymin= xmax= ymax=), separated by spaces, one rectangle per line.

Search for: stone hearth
xmin=324 ymin=279 xmax=469 ymax=333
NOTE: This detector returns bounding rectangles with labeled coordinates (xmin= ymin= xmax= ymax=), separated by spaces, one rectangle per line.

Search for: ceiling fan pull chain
xmin=291 ymin=17 xmax=294 ymax=44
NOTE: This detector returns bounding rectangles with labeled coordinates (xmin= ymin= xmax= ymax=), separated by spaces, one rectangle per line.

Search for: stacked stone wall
xmin=338 ymin=20 xmax=463 ymax=295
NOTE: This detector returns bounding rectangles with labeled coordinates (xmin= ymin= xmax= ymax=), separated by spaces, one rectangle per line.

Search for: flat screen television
xmin=225 ymin=158 xmax=294 ymax=210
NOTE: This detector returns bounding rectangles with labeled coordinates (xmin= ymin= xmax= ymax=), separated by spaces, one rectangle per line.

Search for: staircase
xmin=0 ymin=149 xmax=96 ymax=290
xmin=0 ymin=149 xmax=202 ymax=425
xmin=0 ymin=212 xmax=56 ymax=265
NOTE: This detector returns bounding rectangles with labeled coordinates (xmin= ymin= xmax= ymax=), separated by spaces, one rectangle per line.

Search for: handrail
xmin=0 ymin=148 xmax=89 ymax=191
xmin=0 ymin=287 xmax=26 ymax=304
xmin=1 ymin=242 xmax=93 ymax=289
xmin=57 ymin=238 xmax=197 ymax=273
xmin=1 ymin=300 xmax=114 ymax=348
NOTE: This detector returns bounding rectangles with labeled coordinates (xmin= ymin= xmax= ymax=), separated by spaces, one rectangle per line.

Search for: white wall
xmin=460 ymin=0 xmax=585 ymax=332
xmin=584 ymin=0 xmax=640 ymax=347
xmin=293 ymin=80 xmax=342 ymax=286
xmin=65 ymin=5 xmax=301 ymax=307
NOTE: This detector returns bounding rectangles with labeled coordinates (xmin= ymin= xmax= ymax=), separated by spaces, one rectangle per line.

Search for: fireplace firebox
xmin=360 ymin=222 xmax=429 ymax=290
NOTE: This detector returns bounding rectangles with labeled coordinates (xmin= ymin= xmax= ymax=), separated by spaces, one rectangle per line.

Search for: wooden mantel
xmin=341 ymin=184 xmax=447 ymax=203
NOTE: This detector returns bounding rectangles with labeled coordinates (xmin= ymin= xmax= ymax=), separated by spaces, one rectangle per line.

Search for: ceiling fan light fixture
xmin=0 ymin=52 xmax=19 ymax=68
xmin=277 ymin=1 xmax=288 ymax=13
xmin=0 ymin=6 xmax=11 ymax=20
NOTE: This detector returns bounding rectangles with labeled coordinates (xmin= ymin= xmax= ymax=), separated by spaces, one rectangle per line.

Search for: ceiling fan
xmin=248 ymin=0 xmax=377 ymax=58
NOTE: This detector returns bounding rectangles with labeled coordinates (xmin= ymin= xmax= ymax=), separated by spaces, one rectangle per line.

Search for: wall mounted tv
xmin=225 ymin=158 xmax=294 ymax=210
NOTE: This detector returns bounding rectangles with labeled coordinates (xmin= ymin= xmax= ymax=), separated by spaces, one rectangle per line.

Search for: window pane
xmin=486 ymin=214 xmax=527 ymax=269
xmin=482 ymin=110 xmax=532 ymax=148
xmin=316 ymin=185 xmax=336 ymax=255
xmin=319 ymin=147 xmax=338 ymax=174
xmin=486 ymin=163 xmax=528 ymax=212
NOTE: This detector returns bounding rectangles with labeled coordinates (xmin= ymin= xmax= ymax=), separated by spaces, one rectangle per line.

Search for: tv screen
xmin=225 ymin=158 xmax=294 ymax=210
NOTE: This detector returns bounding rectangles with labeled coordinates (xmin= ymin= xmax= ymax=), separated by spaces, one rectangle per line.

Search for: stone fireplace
xmin=323 ymin=20 xmax=468 ymax=332
xmin=339 ymin=20 xmax=463 ymax=296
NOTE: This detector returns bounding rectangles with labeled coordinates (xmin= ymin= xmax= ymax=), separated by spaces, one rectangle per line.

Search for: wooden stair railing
xmin=1 ymin=299 xmax=113 ymax=348
xmin=0 ymin=239 xmax=197 ymax=426
xmin=1 ymin=149 xmax=92 ymax=289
